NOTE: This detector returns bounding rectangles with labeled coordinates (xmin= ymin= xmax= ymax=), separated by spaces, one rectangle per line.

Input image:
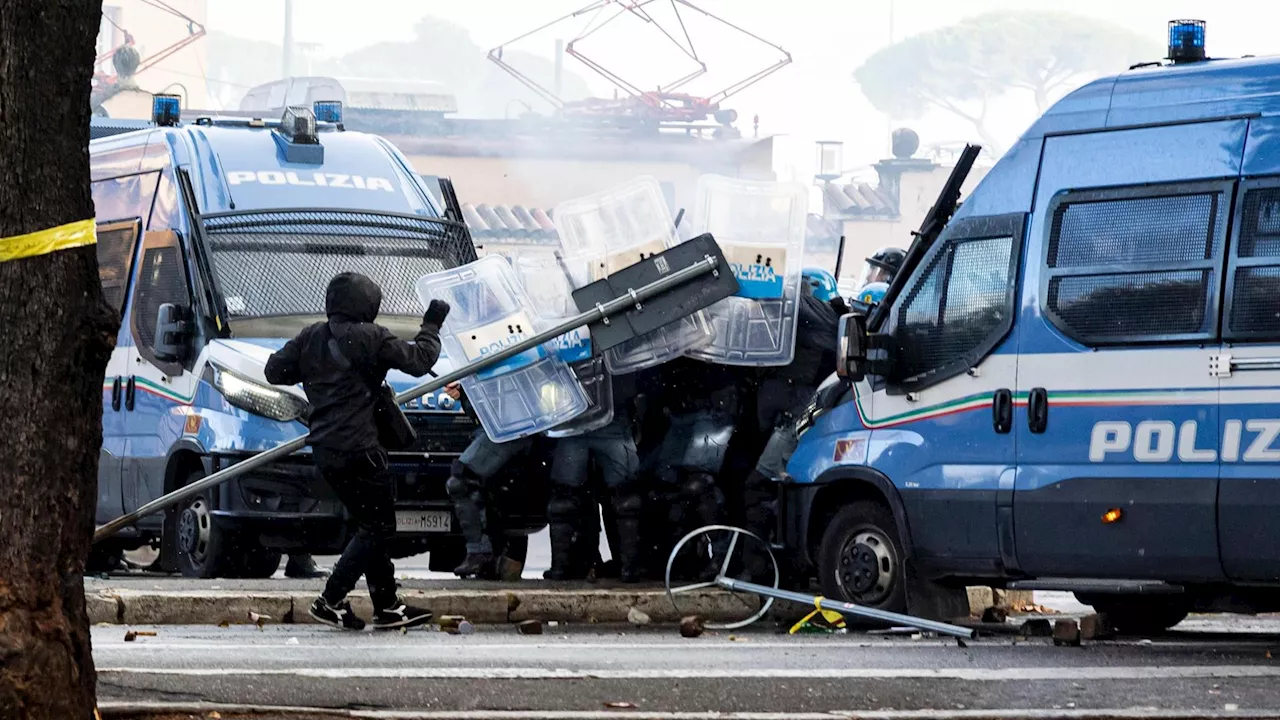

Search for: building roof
xmin=821 ymin=180 xmax=897 ymax=218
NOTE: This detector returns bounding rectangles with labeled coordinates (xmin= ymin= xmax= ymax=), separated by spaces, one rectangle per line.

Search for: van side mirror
xmin=836 ymin=312 xmax=868 ymax=381
xmin=153 ymin=303 xmax=191 ymax=365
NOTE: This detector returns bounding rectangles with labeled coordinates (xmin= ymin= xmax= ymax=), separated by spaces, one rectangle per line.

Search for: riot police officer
xmin=546 ymin=374 xmax=645 ymax=582
xmin=856 ymin=247 xmax=905 ymax=289
xmin=741 ymin=270 xmax=841 ymax=579
xmin=443 ymin=381 xmax=534 ymax=578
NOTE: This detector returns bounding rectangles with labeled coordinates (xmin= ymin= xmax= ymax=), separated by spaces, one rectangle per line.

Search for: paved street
xmin=94 ymin=619 xmax=1280 ymax=717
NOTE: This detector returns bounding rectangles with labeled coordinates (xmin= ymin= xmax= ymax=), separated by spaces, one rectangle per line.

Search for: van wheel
xmin=173 ymin=469 xmax=238 ymax=578
xmin=817 ymin=501 xmax=907 ymax=614
xmin=1076 ymin=594 xmax=1190 ymax=635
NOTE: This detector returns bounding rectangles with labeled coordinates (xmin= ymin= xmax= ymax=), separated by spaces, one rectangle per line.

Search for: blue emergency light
xmin=313 ymin=100 xmax=343 ymax=124
xmin=152 ymin=94 xmax=181 ymax=127
xmin=1169 ymin=19 xmax=1206 ymax=63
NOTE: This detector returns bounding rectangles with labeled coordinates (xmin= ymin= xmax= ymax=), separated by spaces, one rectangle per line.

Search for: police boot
xmin=681 ymin=472 xmax=722 ymax=530
xmin=547 ymin=491 xmax=585 ymax=581
xmin=452 ymin=551 xmax=495 ymax=579
xmin=611 ymin=490 xmax=646 ymax=583
xmin=285 ymin=554 xmax=329 ymax=579
xmin=741 ymin=468 xmax=777 ymax=583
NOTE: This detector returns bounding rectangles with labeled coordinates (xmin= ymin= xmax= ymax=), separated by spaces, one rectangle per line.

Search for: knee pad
xmin=445 ymin=474 xmax=468 ymax=499
xmin=681 ymin=473 xmax=714 ymax=498
xmin=450 ymin=458 xmax=467 ymax=477
xmin=612 ymin=490 xmax=644 ymax=518
xmin=547 ymin=495 xmax=580 ymax=523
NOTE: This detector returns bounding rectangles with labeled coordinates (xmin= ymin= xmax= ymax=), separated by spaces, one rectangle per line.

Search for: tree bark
xmin=0 ymin=2 xmax=113 ymax=718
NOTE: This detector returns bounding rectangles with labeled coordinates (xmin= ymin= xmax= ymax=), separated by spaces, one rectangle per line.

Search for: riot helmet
xmin=856 ymin=247 xmax=906 ymax=290
xmin=856 ymin=281 xmax=889 ymax=307
xmin=802 ymin=267 xmax=839 ymax=303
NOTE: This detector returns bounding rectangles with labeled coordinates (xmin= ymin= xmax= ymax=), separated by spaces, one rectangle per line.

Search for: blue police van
xmin=89 ymin=99 xmax=547 ymax=577
xmin=787 ymin=25 xmax=1280 ymax=632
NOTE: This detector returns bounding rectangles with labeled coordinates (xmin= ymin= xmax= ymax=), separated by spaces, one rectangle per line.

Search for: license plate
xmin=395 ymin=510 xmax=452 ymax=533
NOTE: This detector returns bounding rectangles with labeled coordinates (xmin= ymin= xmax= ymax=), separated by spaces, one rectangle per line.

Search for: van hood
xmin=207 ymin=338 xmax=464 ymax=413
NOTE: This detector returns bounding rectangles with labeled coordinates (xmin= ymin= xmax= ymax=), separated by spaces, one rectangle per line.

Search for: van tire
xmin=817 ymin=500 xmax=907 ymax=615
xmin=1076 ymin=594 xmax=1190 ymax=635
xmin=173 ymin=468 xmax=239 ymax=578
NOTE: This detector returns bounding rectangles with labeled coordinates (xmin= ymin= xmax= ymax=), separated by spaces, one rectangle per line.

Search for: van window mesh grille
xmin=203 ymin=209 xmax=476 ymax=320
xmin=1049 ymin=270 xmax=1210 ymax=340
xmin=1048 ymin=193 xmax=1220 ymax=268
xmin=1229 ymin=187 xmax=1280 ymax=337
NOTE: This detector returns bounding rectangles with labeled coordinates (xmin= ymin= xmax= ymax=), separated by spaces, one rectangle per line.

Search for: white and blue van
xmin=786 ymin=25 xmax=1280 ymax=632
xmin=90 ymin=101 xmax=547 ymax=577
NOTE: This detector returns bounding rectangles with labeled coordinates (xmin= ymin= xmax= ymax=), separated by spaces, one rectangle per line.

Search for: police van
xmin=787 ymin=24 xmax=1280 ymax=632
xmin=90 ymin=98 xmax=546 ymax=577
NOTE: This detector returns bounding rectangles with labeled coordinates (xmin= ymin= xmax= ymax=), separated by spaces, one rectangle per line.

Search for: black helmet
xmin=867 ymin=247 xmax=906 ymax=274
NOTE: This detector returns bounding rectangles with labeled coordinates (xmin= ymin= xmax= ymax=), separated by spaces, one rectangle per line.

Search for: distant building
xmin=811 ymin=130 xmax=991 ymax=287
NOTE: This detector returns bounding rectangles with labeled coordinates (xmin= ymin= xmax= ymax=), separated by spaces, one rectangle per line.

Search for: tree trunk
xmin=0 ymin=2 xmax=113 ymax=719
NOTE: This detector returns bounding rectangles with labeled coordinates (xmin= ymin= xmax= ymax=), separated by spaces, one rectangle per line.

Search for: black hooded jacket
xmin=265 ymin=272 xmax=443 ymax=453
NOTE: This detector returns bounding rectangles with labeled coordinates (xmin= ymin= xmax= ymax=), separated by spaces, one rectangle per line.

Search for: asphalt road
xmin=94 ymin=620 xmax=1280 ymax=717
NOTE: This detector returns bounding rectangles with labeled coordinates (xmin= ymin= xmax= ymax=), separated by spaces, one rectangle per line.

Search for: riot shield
xmin=511 ymin=251 xmax=615 ymax=438
xmin=415 ymin=255 xmax=589 ymax=442
xmin=553 ymin=176 xmax=713 ymax=375
xmin=686 ymin=175 xmax=808 ymax=366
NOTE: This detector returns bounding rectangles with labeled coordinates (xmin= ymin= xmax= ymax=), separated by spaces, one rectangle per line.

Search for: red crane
xmin=93 ymin=0 xmax=207 ymax=94
xmin=487 ymin=0 xmax=791 ymax=126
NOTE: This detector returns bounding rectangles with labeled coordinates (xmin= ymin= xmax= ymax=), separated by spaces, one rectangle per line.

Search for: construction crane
xmin=487 ymin=0 xmax=790 ymax=126
xmin=93 ymin=0 xmax=206 ymax=96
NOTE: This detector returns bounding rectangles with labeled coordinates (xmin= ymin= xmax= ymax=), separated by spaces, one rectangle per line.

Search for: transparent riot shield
xmin=553 ymin=176 xmax=712 ymax=375
xmin=511 ymin=252 xmax=615 ymax=437
xmin=415 ymin=255 xmax=589 ymax=442
xmin=686 ymin=175 xmax=808 ymax=366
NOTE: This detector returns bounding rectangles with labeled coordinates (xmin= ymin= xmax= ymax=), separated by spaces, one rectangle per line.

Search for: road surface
xmin=94 ymin=621 xmax=1280 ymax=717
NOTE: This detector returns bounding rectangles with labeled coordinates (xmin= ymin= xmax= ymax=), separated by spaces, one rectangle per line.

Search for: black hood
xmin=325 ymin=272 xmax=382 ymax=323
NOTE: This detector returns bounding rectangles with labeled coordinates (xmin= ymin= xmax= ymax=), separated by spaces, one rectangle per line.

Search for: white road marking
xmin=96 ymin=664 xmax=1280 ymax=681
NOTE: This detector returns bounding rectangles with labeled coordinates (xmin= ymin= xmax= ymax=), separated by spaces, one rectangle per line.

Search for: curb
xmin=87 ymin=587 xmax=758 ymax=626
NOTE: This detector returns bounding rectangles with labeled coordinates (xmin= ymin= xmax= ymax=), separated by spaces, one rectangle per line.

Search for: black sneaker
xmin=372 ymin=597 xmax=434 ymax=630
xmin=309 ymin=597 xmax=365 ymax=631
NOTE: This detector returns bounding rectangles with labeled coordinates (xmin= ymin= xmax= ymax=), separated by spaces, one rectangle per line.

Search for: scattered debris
xmin=1226 ymin=705 xmax=1240 ymax=711
xmin=1019 ymin=618 xmax=1053 ymax=637
xmin=286 ymin=637 xmax=299 ymax=645
xmin=517 ymin=619 xmax=544 ymax=635
xmin=981 ymin=606 xmax=1008 ymax=624
xmin=217 ymin=620 xmax=230 ymax=629
xmin=1012 ymin=602 xmax=1060 ymax=615
xmin=1052 ymin=619 xmax=1081 ymax=646
xmin=627 ymin=607 xmax=651 ymax=625
xmin=680 ymin=615 xmax=705 ymax=638
xmin=1079 ymin=614 xmax=1114 ymax=641
xmin=123 ymin=630 xmax=156 ymax=642
xmin=208 ymin=712 xmax=222 ymax=719
xmin=604 ymin=701 xmax=637 ymax=709
xmin=506 ymin=593 xmax=521 ymax=613
xmin=956 ymin=638 xmax=968 ymax=648
xmin=439 ymin=616 xmax=467 ymax=632
xmin=248 ymin=611 xmax=271 ymax=629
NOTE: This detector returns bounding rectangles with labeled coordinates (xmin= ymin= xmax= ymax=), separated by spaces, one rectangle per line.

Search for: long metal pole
xmin=94 ymin=254 xmax=722 ymax=544
xmin=719 ymin=577 xmax=975 ymax=638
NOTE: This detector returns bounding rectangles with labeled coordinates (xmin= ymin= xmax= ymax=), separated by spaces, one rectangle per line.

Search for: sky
xmin=202 ymin=0 xmax=1280 ymax=183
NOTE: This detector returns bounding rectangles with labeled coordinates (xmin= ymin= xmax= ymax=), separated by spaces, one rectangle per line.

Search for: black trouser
xmin=447 ymin=429 xmax=532 ymax=555
xmin=548 ymin=422 xmax=643 ymax=579
xmin=316 ymin=446 xmax=398 ymax=610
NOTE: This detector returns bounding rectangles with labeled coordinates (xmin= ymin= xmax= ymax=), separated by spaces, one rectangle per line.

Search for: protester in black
xmin=265 ymin=272 xmax=449 ymax=631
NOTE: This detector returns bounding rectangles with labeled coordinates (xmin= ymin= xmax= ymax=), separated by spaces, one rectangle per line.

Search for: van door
xmin=1217 ymin=176 xmax=1280 ymax=581
xmin=1013 ymin=121 xmax=1241 ymax=581
xmin=94 ymin=218 xmax=142 ymax=523
xmin=123 ymin=227 xmax=200 ymax=515
xmin=865 ymin=213 xmax=1025 ymax=569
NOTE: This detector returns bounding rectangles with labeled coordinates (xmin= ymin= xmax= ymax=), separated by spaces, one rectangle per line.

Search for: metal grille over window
xmin=898 ymin=236 xmax=1014 ymax=382
xmin=134 ymin=245 xmax=188 ymax=349
xmin=203 ymin=209 xmax=476 ymax=321
xmin=1045 ymin=188 xmax=1225 ymax=344
xmin=95 ymin=222 xmax=138 ymax=313
xmin=1229 ymin=187 xmax=1280 ymax=338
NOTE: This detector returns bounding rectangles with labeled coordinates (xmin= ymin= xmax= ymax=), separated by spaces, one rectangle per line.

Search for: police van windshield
xmin=201 ymin=208 xmax=475 ymax=339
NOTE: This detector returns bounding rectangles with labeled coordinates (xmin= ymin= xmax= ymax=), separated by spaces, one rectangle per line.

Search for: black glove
xmin=423 ymin=299 xmax=451 ymax=327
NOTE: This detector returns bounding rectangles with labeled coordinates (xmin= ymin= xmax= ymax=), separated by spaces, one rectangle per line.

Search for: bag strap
xmin=325 ymin=322 xmax=379 ymax=395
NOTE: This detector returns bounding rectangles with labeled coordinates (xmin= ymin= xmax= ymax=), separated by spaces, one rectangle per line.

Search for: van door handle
xmin=125 ymin=376 xmax=136 ymax=412
xmin=1028 ymin=387 xmax=1048 ymax=434
xmin=992 ymin=389 xmax=1012 ymax=434
xmin=111 ymin=377 xmax=122 ymax=412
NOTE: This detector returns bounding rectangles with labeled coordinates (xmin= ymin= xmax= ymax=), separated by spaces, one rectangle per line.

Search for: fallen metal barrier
xmin=665 ymin=525 xmax=976 ymax=638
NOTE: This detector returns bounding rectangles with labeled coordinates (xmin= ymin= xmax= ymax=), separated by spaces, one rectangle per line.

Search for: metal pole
xmin=718 ymin=577 xmax=975 ymax=638
xmin=94 ymin=254 xmax=721 ymax=544
xmin=283 ymin=0 xmax=294 ymax=78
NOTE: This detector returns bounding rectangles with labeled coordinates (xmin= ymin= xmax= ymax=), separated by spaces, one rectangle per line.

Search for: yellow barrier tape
xmin=0 ymin=219 xmax=96 ymax=263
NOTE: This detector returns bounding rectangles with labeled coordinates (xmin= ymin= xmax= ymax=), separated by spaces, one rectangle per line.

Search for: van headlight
xmin=206 ymin=363 xmax=308 ymax=422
